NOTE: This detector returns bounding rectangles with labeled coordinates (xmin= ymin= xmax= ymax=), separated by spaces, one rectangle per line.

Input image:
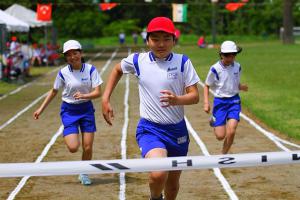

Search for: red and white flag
xmin=225 ymin=3 xmax=245 ymax=12
xmin=37 ymin=4 xmax=52 ymax=21
xmin=99 ymin=3 xmax=118 ymax=11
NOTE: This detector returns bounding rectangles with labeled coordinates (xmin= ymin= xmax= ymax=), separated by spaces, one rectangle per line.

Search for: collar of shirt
xmin=149 ymin=52 xmax=173 ymax=62
xmin=68 ymin=63 xmax=85 ymax=72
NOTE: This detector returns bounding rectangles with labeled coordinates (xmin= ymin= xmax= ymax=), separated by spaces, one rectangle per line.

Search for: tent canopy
xmin=0 ymin=9 xmax=29 ymax=32
xmin=5 ymin=4 xmax=52 ymax=28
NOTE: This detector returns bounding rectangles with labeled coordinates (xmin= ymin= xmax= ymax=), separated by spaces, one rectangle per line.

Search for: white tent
xmin=5 ymin=4 xmax=52 ymax=28
xmin=0 ymin=9 xmax=29 ymax=32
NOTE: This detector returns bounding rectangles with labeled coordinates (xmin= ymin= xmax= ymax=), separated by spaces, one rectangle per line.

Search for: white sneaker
xmin=78 ymin=174 xmax=92 ymax=185
xmin=209 ymin=116 xmax=216 ymax=127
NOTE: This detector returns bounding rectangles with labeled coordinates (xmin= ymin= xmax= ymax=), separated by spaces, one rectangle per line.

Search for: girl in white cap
xmin=203 ymin=40 xmax=248 ymax=154
xmin=33 ymin=40 xmax=102 ymax=185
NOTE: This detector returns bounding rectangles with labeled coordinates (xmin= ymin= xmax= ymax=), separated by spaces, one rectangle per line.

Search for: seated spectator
xmin=31 ymin=43 xmax=42 ymax=66
xmin=10 ymin=36 xmax=21 ymax=54
xmin=197 ymin=35 xmax=206 ymax=48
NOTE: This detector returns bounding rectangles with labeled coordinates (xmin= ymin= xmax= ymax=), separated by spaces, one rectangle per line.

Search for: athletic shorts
xmin=212 ymin=94 xmax=241 ymax=127
xmin=60 ymin=101 xmax=96 ymax=136
xmin=136 ymin=118 xmax=189 ymax=158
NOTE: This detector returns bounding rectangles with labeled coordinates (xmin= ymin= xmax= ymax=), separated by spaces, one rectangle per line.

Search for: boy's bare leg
xmin=222 ymin=119 xmax=238 ymax=154
xmin=164 ymin=170 xmax=182 ymax=200
xmin=146 ymin=148 xmax=168 ymax=199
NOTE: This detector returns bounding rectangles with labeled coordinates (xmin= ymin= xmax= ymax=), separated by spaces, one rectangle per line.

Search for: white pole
xmin=0 ymin=151 xmax=299 ymax=178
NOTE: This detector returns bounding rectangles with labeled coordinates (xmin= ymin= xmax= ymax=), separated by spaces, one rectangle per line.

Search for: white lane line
xmin=198 ymin=81 xmax=299 ymax=151
xmin=6 ymin=50 xmax=116 ymax=200
xmin=185 ymin=117 xmax=239 ymax=200
xmin=99 ymin=49 xmax=118 ymax=75
xmin=119 ymin=48 xmax=131 ymax=200
xmin=0 ymin=92 xmax=48 ymax=131
xmin=7 ymin=126 xmax=63 ymax=200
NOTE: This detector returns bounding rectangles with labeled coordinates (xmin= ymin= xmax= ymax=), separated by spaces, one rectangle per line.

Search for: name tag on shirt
xmin=167 ymin=72 xmax=178 ymax=80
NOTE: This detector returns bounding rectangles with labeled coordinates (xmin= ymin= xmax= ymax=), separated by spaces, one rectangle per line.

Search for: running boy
xmin=102 ymin=17 xmax=200 ymax=200
xmin=203 ymin=40 xmax=248 ymax=154
xmin=33 ymin=40 xmax=102 ymax=185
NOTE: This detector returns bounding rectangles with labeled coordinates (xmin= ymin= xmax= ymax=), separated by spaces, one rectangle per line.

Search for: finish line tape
xmin=1 ymin=151 xmax=299 ymax=178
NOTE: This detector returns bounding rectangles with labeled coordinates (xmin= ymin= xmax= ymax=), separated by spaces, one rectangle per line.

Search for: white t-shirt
xmin=121 ymin=52 xmax=200 ymax=124
xmin=54 ymin=63 xmax=102 ymax=104
xmin=205 ymin=61 xmax=241 ymax=98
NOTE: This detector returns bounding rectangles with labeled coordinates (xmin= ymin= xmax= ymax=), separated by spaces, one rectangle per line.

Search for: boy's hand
xmin=102 ymin=100 xmax=114 ymax=126
xmin=203 ymin=103 xmax=210 ymax=113
xmin=239 ymin=84 xmax=248 ymax=92
xmin=160 ymin=90 xmax=178 ymax=107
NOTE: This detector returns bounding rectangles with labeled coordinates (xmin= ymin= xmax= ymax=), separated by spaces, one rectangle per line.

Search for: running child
xmin=102 ymin=17 xmax=200 ymax=200
xmin=33 ymin=40 xmax=102 ymax=185
xmin=203 ymin=40 xmax=248 ymax=154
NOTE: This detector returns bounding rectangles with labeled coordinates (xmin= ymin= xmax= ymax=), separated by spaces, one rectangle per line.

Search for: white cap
xmin=63 ymin=40 xmax=82 ymax=53
xmin=220 ymin=40 xmax=239 ymax=53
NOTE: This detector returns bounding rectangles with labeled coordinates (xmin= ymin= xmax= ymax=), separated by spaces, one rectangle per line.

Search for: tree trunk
xmin=283 ymin=0 xmax=294 ymax=44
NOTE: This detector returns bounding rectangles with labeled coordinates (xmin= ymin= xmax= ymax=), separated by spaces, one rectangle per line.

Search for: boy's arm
xmin=160 ymin=83 xmax=199 ymax=107
xmin=239 ymin=83 xmax=248 ymax=91
xmin=203 ymin=84 xmax=210 ymax=113
xmin=102 ymin=63 xmax=123 ymax=125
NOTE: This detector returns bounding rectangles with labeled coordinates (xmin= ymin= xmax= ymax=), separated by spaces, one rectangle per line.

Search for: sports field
xmin=0 ymin=45 xmax=299 ymax=199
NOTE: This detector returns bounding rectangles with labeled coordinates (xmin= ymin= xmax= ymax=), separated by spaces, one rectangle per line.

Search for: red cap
xmin=11 ymin=36 xmax=17 ymax=41
xmin=147 ymin=17 xmax=175 ymax=35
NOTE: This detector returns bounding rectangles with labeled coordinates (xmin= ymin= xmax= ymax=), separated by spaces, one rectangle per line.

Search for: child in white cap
xmin=33 ymin=40 xmax=102 ymax=185
xmin=203 ymin=40 xmax=248 ymax=154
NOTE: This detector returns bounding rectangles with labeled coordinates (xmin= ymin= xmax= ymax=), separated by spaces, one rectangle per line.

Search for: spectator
xmin=132 ymin=32 xmax=138 ymax=46
xmin=141 ymin=29 xmax=147 ymax=44
xmin=197 ymin=35 xmax=206 ymax=48
xmin=31 ymin=43 xmax=42 ymax=66
xmin=119 ymin=31 xmax=126 ymax=46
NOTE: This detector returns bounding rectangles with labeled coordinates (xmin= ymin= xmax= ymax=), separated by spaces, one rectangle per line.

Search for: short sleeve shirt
xmin=205 ymin=61 xmax=241 ymax=98
xmin=54 ymin=63 xmax=103 ymax=104
xmin=121 ymin=52 xmax=200 ymax=124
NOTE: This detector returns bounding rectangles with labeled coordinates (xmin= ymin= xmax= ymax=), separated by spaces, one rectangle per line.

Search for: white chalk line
xmin=185 ymin=117 xmax=239 ymax=200
xmin=119 ymin=48 xmax=131 ymax=200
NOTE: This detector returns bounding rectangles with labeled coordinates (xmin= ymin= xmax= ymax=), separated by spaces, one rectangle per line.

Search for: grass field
xmin=1 ymin=37 xmax=299 ymax=140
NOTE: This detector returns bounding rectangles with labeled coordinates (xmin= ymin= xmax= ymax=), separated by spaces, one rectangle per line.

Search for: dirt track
xmin=0 ymin=48 xmax=299 ymax=200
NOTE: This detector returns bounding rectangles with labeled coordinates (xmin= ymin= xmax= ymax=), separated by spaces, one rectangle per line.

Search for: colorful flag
xmin=225 ymin=3 xmax=245 ymax=12
xmin=99 ymin=3 xmax=118 ymax=11
xmin=37 ymin=4 xmax=52 ymax=21
xmin=172 ymin=4 xmax=188 ymax=23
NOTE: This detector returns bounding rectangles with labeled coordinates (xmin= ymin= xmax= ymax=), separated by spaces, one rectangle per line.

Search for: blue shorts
xmin=60 ymin=101 xmax=96 ymax=136
xmin=212 ymin=94 xmax=241 ymax=127
xmin=136 ymin=118 xmax=189 ymax=158
xmin=119 ymin=38 xmax=125 ymax=44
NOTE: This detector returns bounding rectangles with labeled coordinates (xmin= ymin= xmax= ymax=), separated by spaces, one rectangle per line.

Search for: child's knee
xmin=67 ymin=144 xmax=80 ymax=153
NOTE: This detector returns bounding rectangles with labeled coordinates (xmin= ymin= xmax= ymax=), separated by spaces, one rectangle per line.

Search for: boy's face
xmin=221 ymin=53 xmax=236 ymax=65
xmin=147 ymin=31 xmax=175 ymax=59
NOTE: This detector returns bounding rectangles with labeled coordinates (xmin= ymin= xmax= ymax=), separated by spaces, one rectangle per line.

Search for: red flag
xmin=99 ymin=3 xmax=118 ymax=11
xmin=37 ymin=4 xmax=52 ymax=21
xmin=225 ymin=3 xmax=245 ymax=12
